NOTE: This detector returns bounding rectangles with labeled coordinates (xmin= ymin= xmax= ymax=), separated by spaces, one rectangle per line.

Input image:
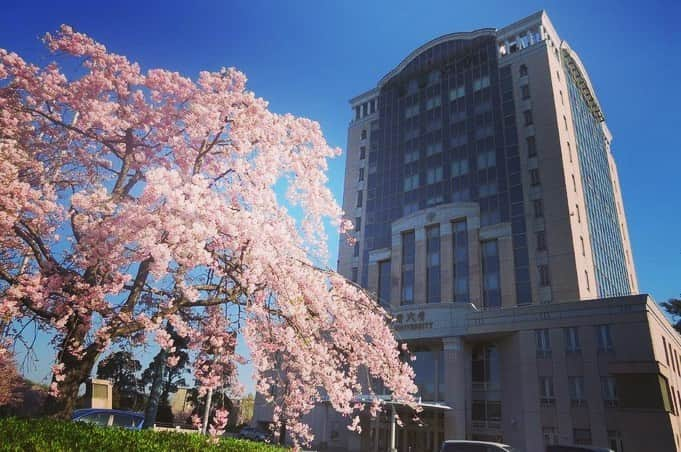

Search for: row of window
xmin=662 ymin=336 xmax=681 ymax=378
xmin=539 ymin=375 xmax=617 ymax=405
xmin=536 ymin=325 xmax=614 ymax=355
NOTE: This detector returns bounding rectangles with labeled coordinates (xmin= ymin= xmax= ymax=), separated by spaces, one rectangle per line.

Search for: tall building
xmin=339 ymin=11 xmax=637 ymax=308
xmin=255 ymin=11 xmax=680 ymax=452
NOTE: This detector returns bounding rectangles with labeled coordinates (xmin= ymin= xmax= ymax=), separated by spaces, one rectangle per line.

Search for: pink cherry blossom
xmin=0 ymin=25 xmax=417 ymax=446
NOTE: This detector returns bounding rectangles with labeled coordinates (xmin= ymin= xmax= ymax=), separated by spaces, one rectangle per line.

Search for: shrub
xmin=0 ymin=417 xmax=286 ymax=452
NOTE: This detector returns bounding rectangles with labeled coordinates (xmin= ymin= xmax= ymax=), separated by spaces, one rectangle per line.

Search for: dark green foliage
xmin=662 ymin=297 xmax=681 ymax=334
xmin=0 ymin=417 xmax=286 ymax=452
xmin=96 ymin=351 xmax=144 ymax=411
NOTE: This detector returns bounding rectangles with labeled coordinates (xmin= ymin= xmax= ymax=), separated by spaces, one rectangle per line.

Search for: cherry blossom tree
xmin=0 ymin=341 xmax=23 ymax=408
xmin=0 ymin=26 xmax=416 ymax=445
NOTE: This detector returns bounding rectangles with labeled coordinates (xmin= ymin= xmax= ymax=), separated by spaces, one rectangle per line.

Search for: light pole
xmin=202 ymin=387 xmax=214 ymax=434
xmin=389 ymin=403 xmax=397 ymax=452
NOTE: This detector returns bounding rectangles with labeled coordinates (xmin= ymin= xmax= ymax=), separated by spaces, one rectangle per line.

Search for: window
xmin=451 ymin=159 xmax=469 ymax=177
xmin=353 ymin=241 xmax=360 ymax=257
xmin=78 ymin=412 xmax=110 ymax=426
xmin=401 ymin=231 xmax=415 ymax=305
xmin=378 ymin=260 xmax=391 ymax=305
xmin=580 ymin=236 xmax=585 ymax=256
xmin=477 ymin=149 xmax=496 ymax=170
xmin=403 ymin=202 xmax=418 ymax=216
xmin=530 ymin=168 xmax=540 ymax=186
xmin=536 ymin=329 xmax=551 ymax=357
xmin=519 ymin=64 xmax=528 ymax=77
xmin=426 ymin=166 xmax=443 ymax=184
xmin=567 ymin=141 xmax=573 ymax=163
xmin=569 ymin=376 xmax=586 ymax=405
xmin=571 ymin=174 xmax=577 ymax=192
xmin=473 ymin=75 xmax=490 ymax=91
xmin=403 ymin=174 xmax=419 ymax=191
xmin=565 ymin=327 xmax=581 ymax=352
xmin=351 ymin=267 xmax=358 ymax=282
xmin=559 ymin=90 xmax=564 ymax=105
xmin=575 ymin=204 xmax=581 ymax=223
xmin=426 ymin=96 xmax=441 ymax=110
xmin=539 ymin=265 xmax=550 ymax=286
xmin=563 ymin=115 xmax=568 ymax=131
xmin=521 ymin=84 xmax=530 ymax=100
xmin=608 ymin=431 xmax=624 ymax=452
xmin=426 ymin=141 xmax=442 ymax=156
xmin=663 ymin=337 xmax=670 ymax=365
xmin=573 ymin=428 xmax=592 ymax=445
xmin=527 ymin=136 xmax=537 ymax=157
xmin=597 ymin=324 xmax=614 ymax=352
xmin=539 ymin=377 xmax=555 ymax=405
xmin=354 ymin=216 xmax=361 ymax=232
xmin=405 ymin=104 xmax=420 ymax=119
xmin=536 ymin=231 xmax=546 ymax=251
xmin=543 ymin=427 xmax=558 ymax=446
xmin=479 ymin=181 xmax=497 ymax=197
xmin=361 ymin=129 xmax=367 ymax=140
xmin=524 ymin=110 xmax=534 ymax=126
xmin=112 ymin=413 xmax=138 ymax=428
xmin=428 ymin=70 xmax=441 ymax=85
xmin=585 ymin=269 xmax=590 ymax=291
xmin=369 ymin=99 xmax=376 ymax=114
xmin=404 ymin=148 xmax=419 ymax=163
xmin=426 ymin=225 xmax=441 ymax=303
xmin=533 ymin=199 xmax=544 ymax=218
xmin=482 ymin=240 xmax=501 ymax=308
xmin=601 ymin=376 xmax=618 ymax=407
xmin=359 ymin=146 xmax=366 ymax=160
xmin=449 ymin=85 xmax=465 ymax=101
xmin=356 ymin=190 xmax=363 ymax=207
xmin=358 ymin=167 xmax=365 ymax=181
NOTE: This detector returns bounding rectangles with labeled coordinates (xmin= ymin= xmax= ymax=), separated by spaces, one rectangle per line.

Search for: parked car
xmin=441 ymin=440 xmax=521 ymax=452
xmin=238 ymin=426 xmax=271 ymax=442
xmin=72 ymin=408 xmax=145 ymax=430
xmin=546 ymin=447 xmax=613 ymax=452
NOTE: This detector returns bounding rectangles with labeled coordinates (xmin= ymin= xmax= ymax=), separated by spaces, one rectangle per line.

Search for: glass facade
xmin=452 ymin=220 xmax=469 ymax=302
xmin=412 ymin=345 xmax=445 ymax=402
xmin=353 ymin=33 xmax=532 ymax=310
xmin=564 ymin=63 xmax=631 ymax=297
xmin=482 ymin=240 xmax=501 ymax=308
xmin=378 ymin=260 xmax=391 ymax=306
xmin=359 ymin=34 xmax=530 ymax=295
xmin=401 ymin=231 xmax=415 ymax=305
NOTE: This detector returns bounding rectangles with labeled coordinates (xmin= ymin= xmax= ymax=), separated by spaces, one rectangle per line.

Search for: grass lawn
xmin=0 ymin=417 xmax=287 ymax=451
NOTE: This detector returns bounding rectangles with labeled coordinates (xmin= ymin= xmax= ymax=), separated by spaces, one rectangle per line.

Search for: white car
xmin=441 ymin=440 xmax=521 ymax=452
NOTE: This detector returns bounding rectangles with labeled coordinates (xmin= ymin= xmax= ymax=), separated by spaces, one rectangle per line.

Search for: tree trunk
xmin=143 ymin=348 xmax=167 ymax=429
xmin=44 ymin=345 xmax=100 ymax=419
xmin=279 ymin=418 xmax=287 ymax=445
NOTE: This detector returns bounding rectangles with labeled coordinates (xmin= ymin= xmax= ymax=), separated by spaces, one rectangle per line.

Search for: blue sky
xmin=2 ymin=0 xmax=680 ymax=392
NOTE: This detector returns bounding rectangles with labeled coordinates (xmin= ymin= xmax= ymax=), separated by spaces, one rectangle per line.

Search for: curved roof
xmin=377 ymin=28 xmax=497 ymax=87
xmin=560 ymin=40 xmax=606 ymax=123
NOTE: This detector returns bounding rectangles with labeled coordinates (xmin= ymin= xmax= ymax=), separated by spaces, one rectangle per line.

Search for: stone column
xmin=443 ymin=337 xmax=468 ymax=440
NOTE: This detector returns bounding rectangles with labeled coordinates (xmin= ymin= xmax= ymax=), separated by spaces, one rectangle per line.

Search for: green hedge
xmin=0 ymin=417 xmax=286 ymax=452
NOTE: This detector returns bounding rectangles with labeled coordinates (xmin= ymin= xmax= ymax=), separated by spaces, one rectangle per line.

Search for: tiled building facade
xmin=255 ymin=11 xmax=676 ymax=452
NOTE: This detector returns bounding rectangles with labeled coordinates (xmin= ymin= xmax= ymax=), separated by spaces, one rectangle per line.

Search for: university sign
xmin=393 ymin=310 xmax=433 ymax=331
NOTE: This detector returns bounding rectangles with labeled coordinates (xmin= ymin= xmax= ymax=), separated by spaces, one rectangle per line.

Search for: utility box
xmin=83 ymin=378 xmax=112 ymax=409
